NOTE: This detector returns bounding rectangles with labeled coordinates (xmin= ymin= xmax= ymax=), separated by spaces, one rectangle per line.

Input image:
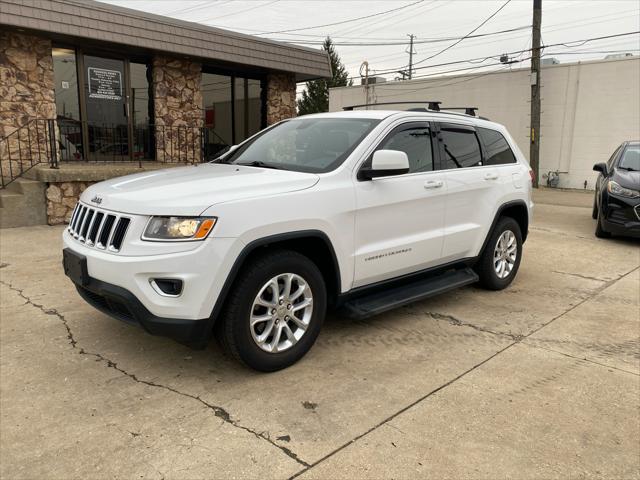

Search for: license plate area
xmin=63 ymin=248 xmax=88 ymax=286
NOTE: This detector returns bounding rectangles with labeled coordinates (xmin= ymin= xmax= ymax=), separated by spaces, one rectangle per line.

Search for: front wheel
xmin=475 ymin=217 xmax=523 ymax=290
xmin=216 ymin=249 xmax=326 ymax=372
xmin=592 ymin=195 xmax=598 ymax=219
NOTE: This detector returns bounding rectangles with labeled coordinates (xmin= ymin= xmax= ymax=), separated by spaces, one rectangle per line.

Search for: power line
xmin=411 ymin=0 xmax=514 ymax=68
xmin=257 ymin=0 xmax=425 ymax=35
xmin=366 ymin=30 xmax=640 ymax=78
xmin=266 ymin=25 xmax=531 ymax=46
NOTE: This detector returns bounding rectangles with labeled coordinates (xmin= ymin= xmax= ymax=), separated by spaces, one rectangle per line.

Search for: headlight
xmin=607 ymin=181 xmax=639 ymax=198
xmin=143 ymin=216 xmax=217 ymax=241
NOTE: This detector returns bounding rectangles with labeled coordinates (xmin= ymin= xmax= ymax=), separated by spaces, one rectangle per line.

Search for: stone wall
xmin=152 ymin=56 xmax=203 ymax=162
xmin=0 ymin=31 xmax=56 ymax=183
xmin=46 ymin=181 xmax=94 ymax=225
xmin=266 ymin=72 xmax=297 ymax=125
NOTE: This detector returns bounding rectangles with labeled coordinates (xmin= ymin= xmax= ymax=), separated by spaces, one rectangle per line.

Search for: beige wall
xmin=329 ymin=57 xmax=640 ymax=190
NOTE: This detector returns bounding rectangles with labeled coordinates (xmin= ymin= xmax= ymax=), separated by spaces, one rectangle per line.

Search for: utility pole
xmin=407 ymin=34 xmax=415 ymax=80
xmin=530 ymin=0 xmax=542 ymax=187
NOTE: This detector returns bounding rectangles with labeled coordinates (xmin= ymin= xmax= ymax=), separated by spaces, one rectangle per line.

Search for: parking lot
xmin=0 ymin=188 xmax=638 ymax=479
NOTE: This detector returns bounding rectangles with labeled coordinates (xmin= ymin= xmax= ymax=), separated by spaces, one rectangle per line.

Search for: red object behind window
xmin=205 ymin=107 xmax=215 ymax=127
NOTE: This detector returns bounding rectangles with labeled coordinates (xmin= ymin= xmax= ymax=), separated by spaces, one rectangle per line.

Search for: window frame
xmin=435 ymin=122 xmax=485 ymax=170
xmin=476 ymin=126 xmax=517 ymax=166
xmin=357 ymin=121 xmax=438 ymax=181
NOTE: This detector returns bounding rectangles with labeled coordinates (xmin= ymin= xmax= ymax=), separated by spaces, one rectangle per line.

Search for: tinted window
xmin=379 ymin=126 xmax=433 ymax=173
xmin=477 ymin=127 xmax=516 ymax=165
xmin=227 ymin=118 xmax=380 ymax=173
xmin=440 ymin=127 xmax=483 ymax=169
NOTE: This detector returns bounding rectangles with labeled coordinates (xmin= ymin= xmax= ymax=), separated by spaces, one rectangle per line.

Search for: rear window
xmin=440 ymin=127 xmax=483 ymax=169
xmin=477 ymin=127 xmax=516 ymax=165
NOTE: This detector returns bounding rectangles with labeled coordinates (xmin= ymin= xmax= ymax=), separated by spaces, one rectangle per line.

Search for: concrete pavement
xmin=0 ymin=188 xmax=638 ymax=479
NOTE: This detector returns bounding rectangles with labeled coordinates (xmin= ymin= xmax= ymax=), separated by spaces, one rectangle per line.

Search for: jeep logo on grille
xmin=90 ymin=195 xmax=103 ymax=205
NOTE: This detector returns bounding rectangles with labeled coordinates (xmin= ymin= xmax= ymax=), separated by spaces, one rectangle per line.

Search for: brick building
xmin=0 ymin=0 xmax=330 ymax=226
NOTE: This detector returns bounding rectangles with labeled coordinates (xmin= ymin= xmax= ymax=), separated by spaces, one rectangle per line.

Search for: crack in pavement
xmin=551 ymin=270 xmax=608 ymax=283
xmin=424 ymin=311 xmax=522 ymax=341
xmin=288 ymin=265 xmax=640 ymax=479
xmin=0 ymin=280 xmax=310 ymax=468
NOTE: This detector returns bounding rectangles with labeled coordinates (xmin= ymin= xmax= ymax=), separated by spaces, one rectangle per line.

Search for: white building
xmin=329 ymin=57 xmax=640 ymax=190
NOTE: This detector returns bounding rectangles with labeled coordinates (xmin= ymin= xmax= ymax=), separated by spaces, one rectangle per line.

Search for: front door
xmin=83 ymin=55 xmax=130 ymax=161
xmin=353 ymin=122 xmax=446 ymax=288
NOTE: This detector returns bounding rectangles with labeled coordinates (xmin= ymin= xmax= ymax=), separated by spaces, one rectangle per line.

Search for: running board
xmin=340 ymin=268 xmax=479 ymax=320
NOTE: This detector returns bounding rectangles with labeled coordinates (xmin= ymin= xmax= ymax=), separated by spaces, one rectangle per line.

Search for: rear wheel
xmin=475 ymin=216 xmax=523 ymax=290
xmin=216 ymin=249 xmax=326 ymax=372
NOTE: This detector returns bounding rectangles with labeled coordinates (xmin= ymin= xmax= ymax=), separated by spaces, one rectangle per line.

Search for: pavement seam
xmin=288 ymin=265 xmax=640 ymax=479
xmin=522 ymin=341 xmax=640 ymax=376
xmin=0 ymin=279 xmax=311 ymax=468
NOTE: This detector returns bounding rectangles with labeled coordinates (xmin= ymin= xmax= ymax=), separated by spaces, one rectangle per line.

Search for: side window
xmin=477 ymin=127 xmax=516 ymax=165
xmin=440 ymin=127 xmax=483 ymax=169
xmin=606 ymin=146 xmax=621 ymax=171
xmin=378 ymin=126 xmax=434 ymax=173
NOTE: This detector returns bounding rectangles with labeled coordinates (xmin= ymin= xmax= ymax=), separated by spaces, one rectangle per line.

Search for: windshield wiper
xmin=618 ymin=166 xmax=639 ymax=172
xmin=236 ymin=160 xmax=281 ymax=170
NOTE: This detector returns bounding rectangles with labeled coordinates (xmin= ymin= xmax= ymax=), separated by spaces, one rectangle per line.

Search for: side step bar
xmin=340 ymin=268 xmax=479 ymax=320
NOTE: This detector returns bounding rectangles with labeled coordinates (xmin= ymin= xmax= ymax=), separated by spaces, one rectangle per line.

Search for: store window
xmin=202 ymin=73 xmax=232 ymax=158
xmin=201 ymin=72 xmax=264 ymax=158
xmin=53 ymin=48 xmax=81 ymax=160
xmin=130 ymin=62 xmax=152 ymax=159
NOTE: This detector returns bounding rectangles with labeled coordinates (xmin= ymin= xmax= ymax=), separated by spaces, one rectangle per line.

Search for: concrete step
xmin=0 ymin=178 xmax=47 ymax=228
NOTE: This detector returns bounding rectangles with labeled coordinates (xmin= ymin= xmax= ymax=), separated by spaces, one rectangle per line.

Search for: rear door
xmin=437 ymin=122 xmax=516 ymax=261
xmin=353 ymin=121 xmax=446 ymax=287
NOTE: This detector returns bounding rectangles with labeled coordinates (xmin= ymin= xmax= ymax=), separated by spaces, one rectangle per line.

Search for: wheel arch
xmin=208 ymin=230 xmax=342 ymax=326
xmin=479 ymin=200 xmax=529 ymax=257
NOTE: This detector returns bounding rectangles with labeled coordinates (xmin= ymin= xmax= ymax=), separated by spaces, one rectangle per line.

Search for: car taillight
xmin=529 ymin=169 xmax=535 ymax=183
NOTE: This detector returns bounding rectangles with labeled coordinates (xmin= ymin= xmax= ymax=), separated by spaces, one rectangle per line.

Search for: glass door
xmin=83 ymin=55 xmax=130 ymax=161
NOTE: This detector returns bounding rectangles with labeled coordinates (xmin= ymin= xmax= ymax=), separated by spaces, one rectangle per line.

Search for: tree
xmin=297 ymin=37 xmax=352 ymax=115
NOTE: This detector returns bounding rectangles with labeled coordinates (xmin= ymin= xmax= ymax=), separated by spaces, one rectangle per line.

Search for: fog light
xmin=150 ymin=278 xmax=183 ymax=297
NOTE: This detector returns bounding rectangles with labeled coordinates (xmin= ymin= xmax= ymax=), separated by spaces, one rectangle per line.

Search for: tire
xmin=216 ymin=249 xmax=327 ymax=372
xmin=475 ymin=216 xmax=523 ymax=291
xmin=595 ymin=210 xmax=611 ymax=238
xmin=592 ymin=195 xmax=598 ymax=220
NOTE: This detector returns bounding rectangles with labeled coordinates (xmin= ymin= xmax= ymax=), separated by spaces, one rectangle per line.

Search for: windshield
xmin=224 ymin=117 xmax=381 ymax=173
xmin=619 ymin=145 xmax=640 ymax=171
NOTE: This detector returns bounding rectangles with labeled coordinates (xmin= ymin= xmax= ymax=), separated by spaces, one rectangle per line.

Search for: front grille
xmin=67 ymin=203 xmax=131 ymax=253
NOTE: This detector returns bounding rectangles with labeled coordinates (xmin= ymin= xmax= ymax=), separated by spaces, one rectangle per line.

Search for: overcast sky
xmin=103 ymin=0 xmax=640 ymax=86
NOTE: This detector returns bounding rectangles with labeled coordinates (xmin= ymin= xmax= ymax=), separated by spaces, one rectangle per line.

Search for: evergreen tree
xmin=297 ymin=37 xmax=352 ymax=115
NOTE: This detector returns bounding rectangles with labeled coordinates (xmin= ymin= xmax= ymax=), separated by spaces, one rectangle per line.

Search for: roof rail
xmin=341 ymin=100 xmax=489 ymax=120
xmin=439 ymin=107 xmax=479 ymax=116
xmin=342 ymin=101 xmax=441 ymax=111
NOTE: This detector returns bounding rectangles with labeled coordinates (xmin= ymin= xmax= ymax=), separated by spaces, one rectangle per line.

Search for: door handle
xmin=424 ymin=180 xmax=443 ymax=189
xmin=484 ymin=172 xmax=499 ymax=180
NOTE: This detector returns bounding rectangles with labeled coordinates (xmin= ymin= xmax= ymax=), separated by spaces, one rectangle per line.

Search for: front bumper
xmin=602 ymin=194 xmax=640 ymax=238
xmin=63 ymin=229 xmax=241 ymax=320
xmin=74 ymin=276 xmax=211 ymax=346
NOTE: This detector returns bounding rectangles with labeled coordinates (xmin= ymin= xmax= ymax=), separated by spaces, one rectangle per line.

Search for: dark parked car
xmin=593 ymin=141 xmax=640 ymax=238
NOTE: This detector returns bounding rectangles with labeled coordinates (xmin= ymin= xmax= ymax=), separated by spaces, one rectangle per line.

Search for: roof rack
xmin=342 ymin=100 xmax=485 ymax=119
xmin=343 ymin=101 xmax=442 ymax=111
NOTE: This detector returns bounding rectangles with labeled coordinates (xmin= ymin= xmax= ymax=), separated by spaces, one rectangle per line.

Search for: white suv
xmin=62 ymin=110 xmax=534 ymax=371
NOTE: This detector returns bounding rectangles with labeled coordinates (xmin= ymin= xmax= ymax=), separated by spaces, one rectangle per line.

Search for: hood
xmin=80 ymin=163 xmax=320 ymax=216
xmin=613 ymin=168 xmax=640 ymax=190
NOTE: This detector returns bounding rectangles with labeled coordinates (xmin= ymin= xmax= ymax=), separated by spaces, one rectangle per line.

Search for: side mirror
xmin=360 ymin=150 xmax=410 ymax=180
xmin=593 ymin=162 xmax=608 ymax=176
